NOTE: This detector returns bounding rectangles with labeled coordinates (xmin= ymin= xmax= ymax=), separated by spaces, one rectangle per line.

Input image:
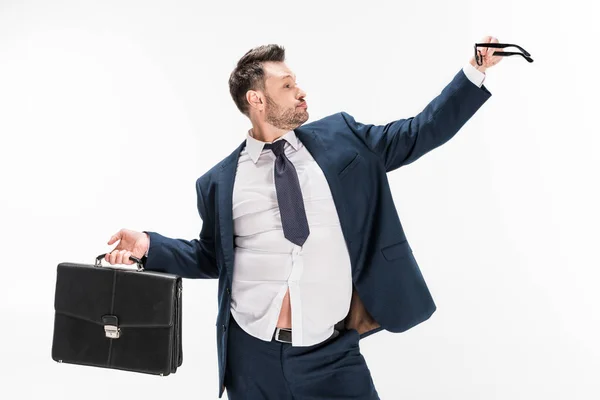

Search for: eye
xmin=285 ymin=84 xmax=291 ymax=88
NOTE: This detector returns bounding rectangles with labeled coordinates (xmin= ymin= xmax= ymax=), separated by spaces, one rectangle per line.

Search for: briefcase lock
xmin=102 ymin=315 xmax=121 ymax=339
xmin=104 ymin=325 xmax=121 ymax=339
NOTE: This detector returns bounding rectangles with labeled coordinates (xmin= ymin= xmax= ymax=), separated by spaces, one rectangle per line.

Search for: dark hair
xmin=228 ymin=44 xmax=286 ymax=116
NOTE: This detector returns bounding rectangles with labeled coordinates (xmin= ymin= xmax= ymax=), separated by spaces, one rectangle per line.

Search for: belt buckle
xmin=274 ymin=327 xmax=292 ymax=343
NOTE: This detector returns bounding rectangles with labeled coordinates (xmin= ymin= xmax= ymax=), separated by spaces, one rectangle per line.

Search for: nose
xmin=297 ymin=87 xmax=307 ymax=100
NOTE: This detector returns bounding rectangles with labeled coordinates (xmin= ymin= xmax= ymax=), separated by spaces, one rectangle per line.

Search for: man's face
xmin=261 ymin=61 xmax=308 ymax=130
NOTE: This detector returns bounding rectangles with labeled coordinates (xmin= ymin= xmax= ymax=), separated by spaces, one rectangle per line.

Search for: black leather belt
xmin=272 ymin=320 xmax=346 ymax=344
xmin=272 ymin=327 xmax=293 ymax=343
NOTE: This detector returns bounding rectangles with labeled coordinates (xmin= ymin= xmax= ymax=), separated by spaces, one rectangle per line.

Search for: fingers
xmin=106 ymin=228 xmax=139 ymax=265
xmin=105 ymin=249 xmax=133 ymax=265
xmin=121 ymin=250 xmax=133 ymax=264
xmin=479 ymin=35 xmax=500 ymax=66
xmin=480 ymin=35 xmax=493 ymax=56
xmin=489 ymin=36 xmax=499 ymax=57
xmin=482 ymin=35 xmax=499 ymax=55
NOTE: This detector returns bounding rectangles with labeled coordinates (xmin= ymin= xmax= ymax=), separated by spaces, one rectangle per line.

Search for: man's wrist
xmin=469 ymin=57 xmax=487 ymax=74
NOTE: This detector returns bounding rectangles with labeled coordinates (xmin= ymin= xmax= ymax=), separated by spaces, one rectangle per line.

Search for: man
xmin=105 ymin=37 xmax=502 ymax=399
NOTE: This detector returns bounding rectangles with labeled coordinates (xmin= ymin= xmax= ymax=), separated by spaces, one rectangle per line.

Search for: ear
xmin=246 ymin=90 xmax=264 ymax=111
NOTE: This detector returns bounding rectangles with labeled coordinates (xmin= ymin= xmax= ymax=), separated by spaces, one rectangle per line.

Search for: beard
xmin=264 ymin=94 xmax=309 ymax=131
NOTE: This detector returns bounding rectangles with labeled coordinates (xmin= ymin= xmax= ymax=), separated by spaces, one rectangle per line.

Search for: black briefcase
xmin=51 ymin=254 xmax=183 ymax=376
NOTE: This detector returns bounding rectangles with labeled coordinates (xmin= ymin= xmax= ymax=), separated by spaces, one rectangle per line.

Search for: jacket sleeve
xmin=142 ymin=177 xmax=219 ymax=279
xmin=340 ymin=67 xmax=492 ymax=173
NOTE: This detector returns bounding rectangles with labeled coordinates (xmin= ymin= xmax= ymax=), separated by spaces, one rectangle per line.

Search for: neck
xmin=249 ymin=120 xmax=290 ymax=143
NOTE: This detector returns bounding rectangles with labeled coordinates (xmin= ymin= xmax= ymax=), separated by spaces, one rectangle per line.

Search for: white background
xmin=1 ymin=0 xmax=598 ymax=399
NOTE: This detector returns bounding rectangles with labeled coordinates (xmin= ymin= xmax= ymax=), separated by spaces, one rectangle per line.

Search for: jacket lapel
xmin=295 ymin=128 xmax=352 ymax=245
xmin=218 ymin=140 xmax=246 ymax=282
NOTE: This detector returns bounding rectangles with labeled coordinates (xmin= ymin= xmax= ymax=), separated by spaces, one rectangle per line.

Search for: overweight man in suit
xmin=106 ymin=37 xmax=502 ymax=399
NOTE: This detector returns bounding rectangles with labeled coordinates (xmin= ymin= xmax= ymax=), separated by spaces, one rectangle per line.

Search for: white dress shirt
xmin=462 ymin=61 xmax=486 ymax=87
xmin=146 ymin=63 xmax=485 ymax=347
xmin=230 ymin=124 xmax=355 ymax=347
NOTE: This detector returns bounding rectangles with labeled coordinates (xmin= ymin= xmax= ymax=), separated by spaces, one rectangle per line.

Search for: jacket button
xmin=222 ymin=324 xmax=226 ymax=332
xmin=226 ymin=287 xmax=230 ymax=295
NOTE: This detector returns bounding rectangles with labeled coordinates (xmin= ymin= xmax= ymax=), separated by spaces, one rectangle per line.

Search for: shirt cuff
xmin=462 ymin=61 xmax=486 ymax=88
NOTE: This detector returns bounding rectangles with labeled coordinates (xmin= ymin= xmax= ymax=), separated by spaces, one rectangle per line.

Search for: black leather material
xmin=273 ymin=328 xmax=292 ymax=342
xmin=52 ymin=262 xmax=183 ymax=376
xmin=272 ymin=322 xmax=344 ymax=344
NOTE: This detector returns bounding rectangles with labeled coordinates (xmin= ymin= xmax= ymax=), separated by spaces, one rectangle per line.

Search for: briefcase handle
xmin=95 ymin=253 xmax=145 ymax=272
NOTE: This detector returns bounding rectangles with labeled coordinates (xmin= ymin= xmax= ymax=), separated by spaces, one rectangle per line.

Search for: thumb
xmin=107 ymin=230 xmax=122 ymax=245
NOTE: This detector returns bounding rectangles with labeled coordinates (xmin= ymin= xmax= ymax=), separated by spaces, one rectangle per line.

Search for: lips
xmin=297 ymin=103 xmax=307 ymax=108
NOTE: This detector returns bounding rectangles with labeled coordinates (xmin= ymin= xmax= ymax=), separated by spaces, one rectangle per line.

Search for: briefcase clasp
xmin=104 ymin=324 xmax=121 ymax=339
xmin=102 ymin=315 xmax=121 ymax=339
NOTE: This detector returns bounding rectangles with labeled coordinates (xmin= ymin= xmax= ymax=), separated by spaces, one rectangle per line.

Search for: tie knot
xmin=264 ymin=139 xmax=286 ymax=156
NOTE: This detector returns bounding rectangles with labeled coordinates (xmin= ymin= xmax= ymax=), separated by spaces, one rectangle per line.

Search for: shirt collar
xmin=245 ymin=129 xmax=299 ymax=164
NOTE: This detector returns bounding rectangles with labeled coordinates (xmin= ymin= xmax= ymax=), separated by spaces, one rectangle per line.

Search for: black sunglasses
xmin=474 ymin=42 xmax=534 ymax=65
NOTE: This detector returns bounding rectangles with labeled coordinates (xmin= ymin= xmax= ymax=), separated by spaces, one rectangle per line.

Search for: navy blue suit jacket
xmin=143 ymin=67 xmax=492 ymax=397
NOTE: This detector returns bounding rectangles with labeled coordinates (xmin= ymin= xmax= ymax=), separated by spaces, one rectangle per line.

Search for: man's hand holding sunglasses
xmin=469 ymin=36 xmax=533 ymax=74
xmin=469 ymin=36 xmax=504 ymax=74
